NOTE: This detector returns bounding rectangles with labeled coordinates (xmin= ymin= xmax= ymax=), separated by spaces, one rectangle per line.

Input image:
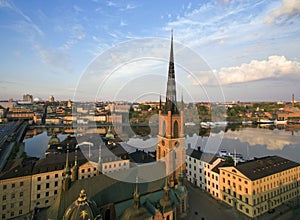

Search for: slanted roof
xmin=32 ymin=151 xmax=88 ymax=174
xmin=47 ymin=162 xmax=167 ymax=220
xmin=129 ymin=150 xmax=156 ymax=164
xmin=0 ymin=157 xmax=38 ymax=180
xmin=234 ymin=155 xmax=300 ymax=181
xmin=186 ymin=148 xmax=218 ymax=164
xmin=211 ymin=161 xmax=232 ymax=174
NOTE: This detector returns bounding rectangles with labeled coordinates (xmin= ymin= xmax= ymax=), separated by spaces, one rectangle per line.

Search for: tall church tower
xmin=156 ymin=31 xmax=186 ymax=186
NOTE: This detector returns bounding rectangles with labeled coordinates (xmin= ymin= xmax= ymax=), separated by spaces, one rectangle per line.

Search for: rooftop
xmin=231 ymin=155 xmax=300 ymax=181
xmin=186 ymin=147 xmax=218 ymax=164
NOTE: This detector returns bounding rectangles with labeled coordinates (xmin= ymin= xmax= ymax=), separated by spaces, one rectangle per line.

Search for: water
xmin=24 ymin=129 xmax=69 ymax=158
xmin=23 ymin=126 xmax=300 ymax=163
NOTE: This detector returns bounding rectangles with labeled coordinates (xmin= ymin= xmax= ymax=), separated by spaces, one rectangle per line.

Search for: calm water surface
xmin=24 ymin=126 xmax=300 ymax=163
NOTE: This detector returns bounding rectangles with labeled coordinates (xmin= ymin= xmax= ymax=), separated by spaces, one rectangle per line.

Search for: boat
xmin=185 ymin=122 xmax=196 ymax=126
xmin=242 ymin=121 xmax=253 ymax=125
xmin=274 ymin=119 xmax=287 ymax=125
xmin=257 ymin=119 xmax=274 ymax=124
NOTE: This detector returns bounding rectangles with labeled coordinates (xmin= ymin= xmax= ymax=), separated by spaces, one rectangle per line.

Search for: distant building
xmin=23 ymin=94 xmax=33 ymax=103
xmin=48 ymin=96 xmax=55 ymax=103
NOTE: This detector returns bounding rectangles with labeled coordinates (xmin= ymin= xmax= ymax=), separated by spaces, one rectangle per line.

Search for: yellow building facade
xmin=219 ymin=156 xmax=300 ymax=218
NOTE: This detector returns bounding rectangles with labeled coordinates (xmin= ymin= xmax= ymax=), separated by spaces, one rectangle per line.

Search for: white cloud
xmin=218 ymin=55 xmax=300 ymax=84
xmin=0 ymin=0 xmax=43 ymax=36
xmin=120 ymin=20 xmax=127 ymax=27
xmin=73 ymin=5 xmax=83 ymax=13
xmin=265 ymin=0 xmax=300 ymax=24
xmin=34 ymin=44 xmax=73 ymax=74
xmin=190 ymin=56 xmax=300 ymax=85
xmin=106 ymin=1 xmax=116 ymax=7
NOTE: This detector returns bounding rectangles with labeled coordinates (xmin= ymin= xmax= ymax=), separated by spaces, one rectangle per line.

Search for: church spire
xmin=62 ymin=144 xmax=71 ymax=191
xmin=133 ymin=177 xmax=140 ymax=209
xmin=71 ymin=145 xmax=79 ymax=182
xmin=98 ymin=144 xmax=102 ymax=173
xmin=164 ymin=30 xmax=178 ymax=114
xmin=163 ymin=178 xmax=170 ymax=201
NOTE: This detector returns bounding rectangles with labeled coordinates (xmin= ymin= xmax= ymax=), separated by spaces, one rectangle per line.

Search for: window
xmin=245 ymin=188 xmax=248 ymax=194
xmin=20 ymin=182 xmax=24 ymax=187
xmin=45 ymin=192 xmax=49 ymax=197
xmin=2 ymin=195 xmax=6 ymax=201
xmin=19 ymin=192 xmax=23 ymax=197
xmin=46 ymin=175 xmax=50 ymax=180
xmin=2 ymin=205 xmax=6 ymax=210
xmin=37 ymin=185 xmax=41 ymax=190
xmin=37 ymin=177 xmax=41 ymax=181
xmin=19 ymin=210 xmax=22 ymax=215
xmin=55 ymin=173 xmax=58 ymax=178
xmin=88 ymin=168 xmax=91 ymax=172
xmin=2 ymin=214 xmax=6 ymax=219
xmin=81 ymin=169 xmax=85 ymax=173
xmin=55 ymin=181 xmax=58 ymax=187
xmin=37 ymin=194 xmax=40 ymax=199
xmin=12 ymin=183 xmax=15 ymax=188
xmin=46 ymin=183 xmax=50 ymax=189
xmin=19 ymin=201 xmax=23 ymax=207
xmin=11 ymin=193 xmax=15 ymax=199
xmin=2 ymin=185 xmax=6 ymax=190
xmin=54 ymin=190 xmax=58 ymax=195
xmin=10 ymin=212 xmax=14 ymax=217
xmin=11 ymin=203 xmax=14 ymax=208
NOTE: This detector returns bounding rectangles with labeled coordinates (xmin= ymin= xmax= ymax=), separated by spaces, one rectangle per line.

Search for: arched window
xmin=174 ymin=121 xmax=179 ymax=138
xmin=162 ymin=120 xmax=166 ymax=136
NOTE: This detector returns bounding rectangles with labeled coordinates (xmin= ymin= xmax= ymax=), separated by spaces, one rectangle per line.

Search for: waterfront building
xmin=0 ymin=147 xmax=131 ymax=219
xmin=219 ymin=155 xmax=300 ymax=218
xmin=186 ymin=147 xmax=224 ymax=200
xmin=0 ymin=158 xmax=35 ymax=220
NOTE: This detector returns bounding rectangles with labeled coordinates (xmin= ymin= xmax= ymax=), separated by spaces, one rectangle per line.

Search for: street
xmin=187 ymin=183 xmax=247 ymax=220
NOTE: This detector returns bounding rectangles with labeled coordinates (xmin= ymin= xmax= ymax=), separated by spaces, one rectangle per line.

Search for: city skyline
xmin=0 ymin=0 xmax=300 ymax=101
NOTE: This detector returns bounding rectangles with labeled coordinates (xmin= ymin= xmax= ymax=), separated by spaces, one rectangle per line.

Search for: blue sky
xmin=0 ymin=0 xmax=300 ymax=102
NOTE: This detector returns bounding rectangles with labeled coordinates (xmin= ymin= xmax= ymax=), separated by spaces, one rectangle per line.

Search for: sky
xmin=0 ymin=0 xmax=300 ymax=102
